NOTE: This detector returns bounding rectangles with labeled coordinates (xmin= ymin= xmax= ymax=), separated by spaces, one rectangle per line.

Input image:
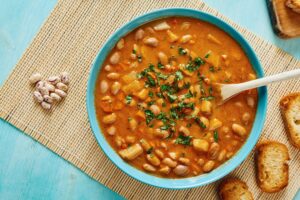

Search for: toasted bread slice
xmin=286 ymin=0 xmax=300 ymax=13
xmin=256 ymin=141 xmax=290 ymax=193
xmin=218 ymin=178 xmax=254 ymax=200
xmin=280 ymin=93 xmax=300 ymax=149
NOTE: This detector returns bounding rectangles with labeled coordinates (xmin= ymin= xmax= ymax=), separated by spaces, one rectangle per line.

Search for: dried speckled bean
xmin=109 ymin=52 xmax=121 ymax=65
xmin=36 ymin=81 xmax=45 ymax=90
xmin=43 ymin=95 xmax=53 ymax=104
xmin=45 ymin=82 xmax=55 ymax=92
xmin=55 ymin=89 xmax=67 ymax=98
xmin=33 ymin=91 xmax=43 ymax=103
xmin=41 ymin=101 xmax=51 ymax=110
xmin=56 ymin=82 xmax=68 ymax=92
xmin=50 ymin=92 xmax=61 ymax=102
xmin=60 ymin=72 xmax=70 ymax=85
xmin=29 ymin=73 xmax=42 ymax=84
xmin=48 ymin=76 xmax=61 ymax=85
xmin=39 ymin=87 xmax=49 ymax=96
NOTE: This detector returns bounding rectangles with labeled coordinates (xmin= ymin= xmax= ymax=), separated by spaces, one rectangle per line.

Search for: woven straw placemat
xmin=0 ymin=0 xmax=299 ymax=199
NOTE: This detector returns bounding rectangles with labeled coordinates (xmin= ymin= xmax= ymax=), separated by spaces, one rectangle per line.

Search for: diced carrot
xmin=116 ymin=91 xmax=125 ymax=101
xmin=136 ymin=110 xmax=146 ymax=121
xmin=100 ymin=101 xmax=113 ymax=113
xmin=114 ymin=101 xmax=124 ymax=111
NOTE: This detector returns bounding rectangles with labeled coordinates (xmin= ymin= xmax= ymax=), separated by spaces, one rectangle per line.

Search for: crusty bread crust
xmin=286 ymin=0 xmax=300 ymax=14
xmin=219 ymin=178 xmax=254 ymax=200
xmin=255 ymin=141 xmax=290 ymax=193
xmin=280 ymin=92 xmax=300 ymax=149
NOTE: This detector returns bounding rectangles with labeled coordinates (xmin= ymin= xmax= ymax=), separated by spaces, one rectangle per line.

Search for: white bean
xmin=33 ymin=91 xmax=43 ymax=103
xmin=107 ymin=126 xmax=116 ymax=136
xmin=173 ymin=165 xmax=189 ymax=176
xmin=180 ymin=34 xmax=192 ymax=43
xmin=208 ymin=142 xmax=220 ymax=159
xmin=107 ymin=72 xmax=120 ymax=80
xmin=149 ymin=104 xmax=160 ymax=115
xmin=203 ymin=160 xmax=215 ymax=172
xmin=143 ymin=37 xmax=158 ymax=47
xmin=162 ymin=158 xmax=177 ymax=168
xmin=135 ymin=29 xmax=145 ymax=40
xmin=100 ymin=80 xmax=109 ymax=94
xmin=29 ymin=73 xmax=42 ymax=84
xmin=143 ymin=164 xmax=156 ymax=172
xmin=111 ymin=82 xmax=121 ymax=95
xmin=116 ymin=38 xmax=124 ymax=50
xmin=103 ymin=113 xmax=117 ymax=124
xmin=179 ymin=126 xmax=190 ymax=136
xmin=41 ymin=101 xmax=51 ymax=110
xmin=109 ymin=52 xmax=120 ymax=65
xmin=158 ymin=51 xmax=168 ymax=65
xmin=232 ymin=123 xmax=247 ymax=137
xmin=55 ymin=89 xmax=67 ymax=98
xmin=153 ymin=21 xmax=170 ymax=31
xmin=60 ymin=72 xmax=70 ymax=85
xmin=247 ymin=96 xmax=255 ymax=108
xmin=56 ymin=82 xmax=68 ymax=92
xmin=104 ymin=64 xmax=112 ymax=72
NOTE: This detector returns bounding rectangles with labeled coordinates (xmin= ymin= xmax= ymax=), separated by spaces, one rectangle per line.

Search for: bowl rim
xmin=86 ymin=8 xmax=268 ymax=190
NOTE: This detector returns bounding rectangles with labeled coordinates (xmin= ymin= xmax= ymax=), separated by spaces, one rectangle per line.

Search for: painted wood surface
xmin=0 ymin=0 xmax=299 ymax=199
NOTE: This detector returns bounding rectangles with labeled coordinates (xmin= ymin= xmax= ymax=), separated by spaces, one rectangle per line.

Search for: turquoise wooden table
xmin=0 ymin=1 xmax=299 ymax=199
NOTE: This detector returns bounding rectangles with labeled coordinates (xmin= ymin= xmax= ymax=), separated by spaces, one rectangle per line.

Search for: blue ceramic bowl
xmin=87 ymin=8 xmax=267 ymax=189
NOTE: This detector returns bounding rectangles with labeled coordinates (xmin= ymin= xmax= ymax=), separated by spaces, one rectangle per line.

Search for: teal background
xmin=0 ymin=0 xmax=299 ymax=199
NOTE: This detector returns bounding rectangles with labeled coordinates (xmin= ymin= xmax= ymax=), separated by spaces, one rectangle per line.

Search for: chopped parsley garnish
xmin=157 ymin=72 xmax=168 ymax=80
xmin=162 ymin=102 xmax=166 ymax=107
xmin=148 ymin=91 xmax=154 ymax=98
xmin=209 ymin=66 xmax=215 ymax=72
xmin=208 ymin=86 xmax=213 ymax=96
xmin=185 ymin=57 xmax=205 ymax=72
xmin=147 ymin=101 xmax=155 ymax=106
xmin=187 ymin=123 xmax=192 ymax=128
xmin=132 ymin=49 xmax=137 ymax=54
xmin=175 ymin=135 xmax=192 ymax=146
xmin=157 ymin=63 xmax=164 ymax=69
xmin=185 ymin=90 xmax=193 ymax=98
xmin=137 ymin=55 xmax=142 ymax=63
xmin=175 ymin=71 xmax=183 ymax=80
xmin=125 ymin=95 xmax=132 ymax=104
xmin=146 ymin=75 xmax=156 ymax=87
xmin=178 ymin=47 xmax=187 ymax=55
xmin=144 ymin=110 xmax=155 ymax=125
xmin=195 ymin=117 xmax=207 ymax=129
xmin=146 ymin=147 xmax=153 ymax=154
xmin=214 ymin=130 xmax=219 ymax=142
xmin=224 ymin=78 xmax=231 ymax=83
xmin=167 ymin=93 xmax=177 ymax=103
xmin=204 ymin=51 xmax=211 ymax=58
xmin=200 ymin=96 xmax=215 ymax=101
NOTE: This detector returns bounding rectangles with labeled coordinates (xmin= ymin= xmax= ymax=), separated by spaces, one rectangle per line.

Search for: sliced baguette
xmin=280 ymin=93 xmax=300 ymax=148
xmin=218 ymin=178 xmax=254 ymax=200
xmin=256 ymin=141 xmax=290 ymax=193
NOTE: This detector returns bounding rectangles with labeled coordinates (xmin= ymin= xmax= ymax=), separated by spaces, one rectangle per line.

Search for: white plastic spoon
xmin=215 ymin=69 xmax=300 ymax=104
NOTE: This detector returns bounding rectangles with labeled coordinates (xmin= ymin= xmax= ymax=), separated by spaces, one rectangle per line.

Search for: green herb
xmin=146 ymin=75 xmax=156 ymax=87
xmin=162 ymin=102 xmax=166 ymax=107
xmin=128 ymin=117 xmax=132 ymax=121
xmin=200 ymin=96 xmax=215 ymax=101
xmin=137 ymin=55 xmax=142 ymax=63
xmin=178 ymin=47 xmax=187 ymax=55
xmin=204 ymin=52 xmax=211 ymax=58
xmin=157 ymin=72 xmax=168 ymax=80
xmin=167 ymin=93 xmax=177 ymax=103
xmin=185 ymin=57 xmax=205 ymax=72
xmin=214 ymin=130 xmax=219 ymax=142
xmin=156 ymin=92 xmax=164 ymax=98
xmin=175 ymin=135 xmax=192 ymax=146
xmin=209 ymin=66 xmax=215 ymax=72
xmin=182 ymin=82 xmax=191 ymax=90
xmin=147 ymin=101 xmax=155 ymax=106
xmin=195 ymin=117 xmax=206 ymax=129
xmin=170 ymin=45 xmax=175 ymax=49
xmin=187 ymin=123 xmax=192 ymax=128
xmin=144 ymin=110 xmax=155 ymax=125
xmin=148 ymin=91 xmax=154 ymax=98
xmin=175 ymin=71 xmax=183 ymax=80
xmin=146 ymin=147 xmax=153 ymax=154
xmin=132 ymin=49 xmax=137 ymax=54
xmin=157 ymin=63 xmax=164 ymax=69
xmin=170 ymin=107 xmax=179 ymax=119
xmin=160 ymin=125 xmax=169 ymax=130
xmin=208 ymin=86 xmax=213 ymax=96
xmin=185 ymin=90 xmax=193 ymax=98
xmin=224 ymin=78 xmax=231 ymax=83
xmin=125 ymin=95 xmax=132 ymax=104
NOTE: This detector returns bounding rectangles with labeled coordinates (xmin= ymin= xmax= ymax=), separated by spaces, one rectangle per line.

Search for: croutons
xmin=219 ymin=178 xmax=254 ymax=200
xmin=256 ymin=141 xmax=290 ymax=193
xmin=280 ymin=93 xmax=300 ymax=148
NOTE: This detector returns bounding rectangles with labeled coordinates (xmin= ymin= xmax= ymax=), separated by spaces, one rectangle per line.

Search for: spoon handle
xmin=236 ymin=69 xmax=300 ymax=91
